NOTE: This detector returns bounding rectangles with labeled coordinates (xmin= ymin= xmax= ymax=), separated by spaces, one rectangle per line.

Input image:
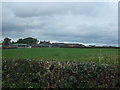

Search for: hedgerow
xmin=2 ymin=59 xmax=120 ymax=88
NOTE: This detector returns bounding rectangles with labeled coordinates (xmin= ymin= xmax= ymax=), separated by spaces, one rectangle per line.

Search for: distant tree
xmin=79 ymin=44 xmax=85 ymax=47
xmin=3 ymin=37 xmax=11 ymax=46
xmin=16 ymin=37 xmax=38 ymax=45
xmin=11 ymin=41 xmax=15 ymax=44
xmin=17 ymin=39 xmax=23 ymax=43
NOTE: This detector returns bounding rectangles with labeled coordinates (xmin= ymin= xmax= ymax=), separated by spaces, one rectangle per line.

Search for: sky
xmin=2 ymin=2 xmax=118 ymax=46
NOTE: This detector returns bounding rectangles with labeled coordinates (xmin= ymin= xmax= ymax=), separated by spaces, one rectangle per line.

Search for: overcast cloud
xmin=2 ymin=2 xmax=118 ymax=46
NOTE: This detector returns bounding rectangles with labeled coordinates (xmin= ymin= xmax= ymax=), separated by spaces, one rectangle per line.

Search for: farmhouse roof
xmin=12 ymin=44 xmax=28 ymax=45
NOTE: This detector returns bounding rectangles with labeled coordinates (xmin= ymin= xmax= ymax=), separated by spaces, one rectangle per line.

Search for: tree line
xmin=2 ymin=37 xmax=39 ymax=47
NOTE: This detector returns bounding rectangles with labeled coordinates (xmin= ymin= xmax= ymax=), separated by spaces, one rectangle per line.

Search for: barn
xmin=9 ymin=44 xmax=30 ymax=48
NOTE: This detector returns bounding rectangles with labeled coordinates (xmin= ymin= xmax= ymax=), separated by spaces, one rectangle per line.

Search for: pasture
xmin=2 ymin=48 xmax=118 ymax=64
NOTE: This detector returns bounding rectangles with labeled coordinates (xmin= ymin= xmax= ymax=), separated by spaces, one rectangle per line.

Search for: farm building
xmin=37 ymin=40 xmax=86 ymax=48
xmin=59 ymin=43 xmax=85 ymax=48
xmin=9 ymin=44 xmax=30 ymax=48
xmin=52 ymin=43 xmax=64 ymax=47
xmin=37 ymin=40 xmax=52 ymax=48
xmin=37 ymin=44 xmax=52 ymax=48
xmin=40 ymin=40 xmax=50 ymax=44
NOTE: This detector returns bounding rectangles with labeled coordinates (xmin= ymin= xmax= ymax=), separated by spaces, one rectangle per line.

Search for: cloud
xmin=2 ymin=2 xmax=118 ymax=46
xmin=0 ymin=3 xmax=2 ymax=41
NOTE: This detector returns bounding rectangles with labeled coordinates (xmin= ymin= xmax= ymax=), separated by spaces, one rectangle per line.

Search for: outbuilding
xmin=9 ymin=44 xmax=29 ymax=48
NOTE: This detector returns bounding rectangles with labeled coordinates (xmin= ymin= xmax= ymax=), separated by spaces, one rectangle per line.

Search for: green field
xmin=2 ymin=48 xmax=118 ymax=64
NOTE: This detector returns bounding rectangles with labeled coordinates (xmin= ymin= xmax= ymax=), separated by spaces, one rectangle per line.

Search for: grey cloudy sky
xmin=2 ymin=2 xmax=118 ymax=46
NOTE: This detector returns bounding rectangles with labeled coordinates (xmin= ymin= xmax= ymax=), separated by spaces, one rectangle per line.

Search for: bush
xmin=2 ymin=59 xmax=119 ymax=88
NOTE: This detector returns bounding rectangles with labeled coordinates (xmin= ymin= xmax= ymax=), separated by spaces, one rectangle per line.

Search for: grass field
xmin=2 ymin=48 xmax=118 ymax=64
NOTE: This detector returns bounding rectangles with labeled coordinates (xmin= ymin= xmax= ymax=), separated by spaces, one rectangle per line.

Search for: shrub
xmin=2 ymin=59 xmax=119 ymax=88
